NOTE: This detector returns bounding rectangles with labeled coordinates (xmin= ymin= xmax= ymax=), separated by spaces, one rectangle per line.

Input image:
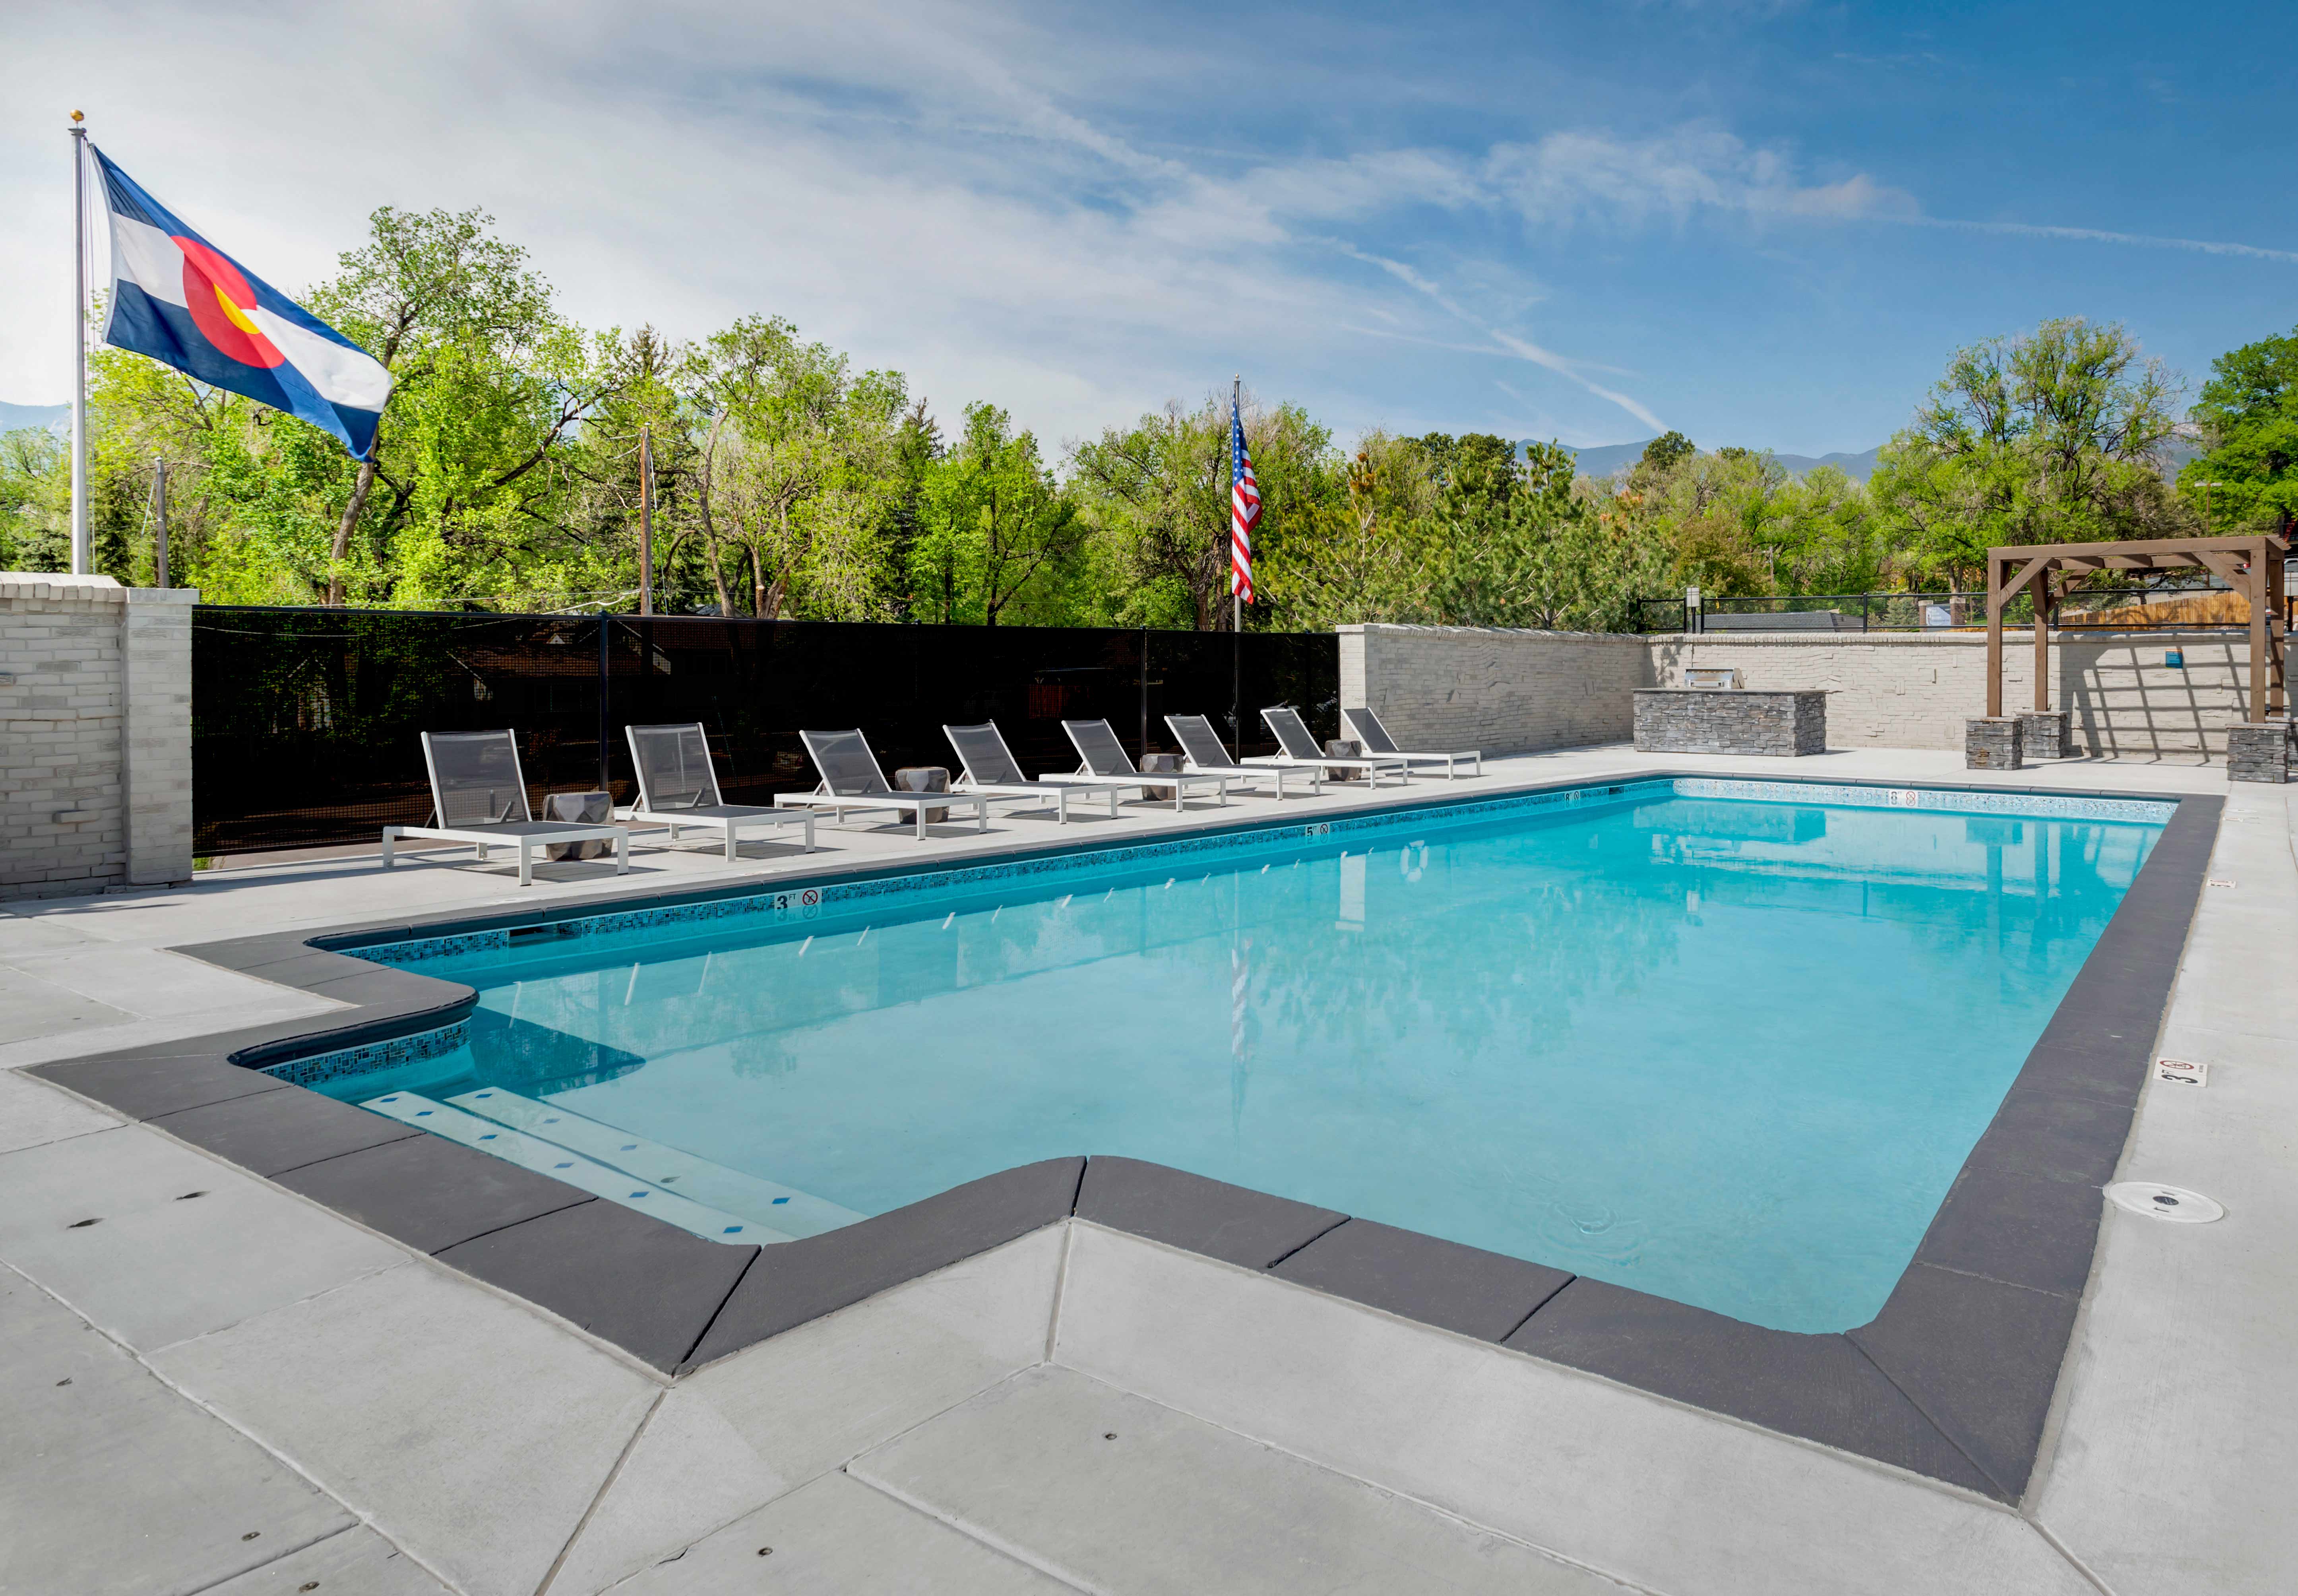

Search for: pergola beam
xmin=1982 ymin=533 xmax=2288 ymax=729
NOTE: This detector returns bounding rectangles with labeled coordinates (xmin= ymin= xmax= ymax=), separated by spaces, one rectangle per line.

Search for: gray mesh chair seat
xmin=1058 ymin=719 xmax=1236 ymax=811
xmin=382 ymin=729 xmax=629 ymax=887
xmin=1341 ymin=707 xmax=1481 ymax=779
xmin=1256 ymin=706 xmax=1409 ymax=786
xmin=777 ymin=730 xmax=992 ymax=841
xmin=1164 ymin=715 xmax=1320 ymax=799
xmin=943 ymin=722 xmax=1143 ymax=823
xmin=625 ymin=723 xmax=815 ymax=861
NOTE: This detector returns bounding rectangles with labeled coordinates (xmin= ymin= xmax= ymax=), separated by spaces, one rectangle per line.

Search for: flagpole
xmin=1230 ymin=374 xmax=1242 ymax=754
xmin=69 ymin=112 xmax=90 ymax=576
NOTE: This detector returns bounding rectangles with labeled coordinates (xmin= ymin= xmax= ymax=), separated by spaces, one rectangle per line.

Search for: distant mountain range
xmin=0 ymin=401 xmax=69 ymax=434
xmin=1553 ymin=433 xmax=2205 ymax=484
xmin=1551 ymin=438 xmax=1883 ymax=482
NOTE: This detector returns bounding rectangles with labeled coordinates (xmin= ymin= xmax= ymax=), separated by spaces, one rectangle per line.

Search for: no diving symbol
xmin=800 ymin=889 xmax=820 ymax=907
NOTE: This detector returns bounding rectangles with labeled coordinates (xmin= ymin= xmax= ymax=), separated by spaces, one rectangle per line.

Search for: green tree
xmin=695 ymin=315 xmax=908 ymax=620
xmin=1069 ymin=392 xmax=1339 ymax=630
xmin=2182 ymin=327 xmax=2298 ymax=535
xmin=1869 ymin=318 xmax=2189 ymax=585
xmin=907 ymin=403 xmax=1083 ymax=625
xmin=1640 ymin=431 xmax=1695 ymax=474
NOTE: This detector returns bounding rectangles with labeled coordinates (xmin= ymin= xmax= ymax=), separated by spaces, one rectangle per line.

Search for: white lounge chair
xmin=1060 ymin=719 xmax=1237 ymax=811
xmin=776 ymin=729 xmax=993 ymax=841
xmin=1258 ymin=705 xmax=1411 ymax=786
xmin=1165 ymin=714 xmax=1320 ymax=799
xmin=382 ymin=729 xmax=630 ymax=887
xmin=624 ymin=722 xmax=815 ymax=860
xmin=1341 ymin=707 xmax=1482 ymax=779
xmin=944 ymin=722 xmax=1139 ymax=823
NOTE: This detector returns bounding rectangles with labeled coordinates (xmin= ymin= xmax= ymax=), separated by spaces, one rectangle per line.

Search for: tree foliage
xmin=0 ymin=203 xmax=2272 ymax=637
xmin=1867 ymin=318 xmax=2191 ymax=584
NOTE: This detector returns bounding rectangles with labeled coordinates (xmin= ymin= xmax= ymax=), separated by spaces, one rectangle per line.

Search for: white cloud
xmin=9 ymin=0 xmax=2277 ymax=463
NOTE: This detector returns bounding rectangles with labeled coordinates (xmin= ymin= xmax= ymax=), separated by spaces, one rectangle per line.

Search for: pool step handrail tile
xmin=359 ymin=1093 xmax=775 ymax=1243
xmin=444 ymin=1087 xmax=860 ymax=1238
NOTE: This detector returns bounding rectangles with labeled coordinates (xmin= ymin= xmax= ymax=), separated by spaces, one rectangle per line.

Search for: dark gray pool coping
xmin=27 ymin=771 xmax=2219 ymax=1503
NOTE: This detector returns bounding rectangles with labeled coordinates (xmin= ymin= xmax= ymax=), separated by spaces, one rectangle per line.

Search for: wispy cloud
xmin=1912 ymin=217 xmax=2298 ymax=265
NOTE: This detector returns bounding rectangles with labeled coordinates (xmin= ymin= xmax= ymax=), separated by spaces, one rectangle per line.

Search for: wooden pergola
xmin=1986 ymin=534 xmax=2290 ymax=723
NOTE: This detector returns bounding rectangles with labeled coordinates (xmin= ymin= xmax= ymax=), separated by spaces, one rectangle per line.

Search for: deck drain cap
xmin=2107 ymin=1182 xmax=2224 ymax=1223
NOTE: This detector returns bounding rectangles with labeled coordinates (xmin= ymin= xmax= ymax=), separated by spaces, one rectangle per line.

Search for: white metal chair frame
xmin=775 ymin=730 xmax=994 ymax=841
xmin=943 ymin=722 xmax=1138 ymax=823
xmin=1256 ymin=706 xmax=1411 ymax=786
xmin=1164 ymin=715 xmax=1320 ymax=799
xmin=1058 ymin=720 xmax=1236 ymax=811
xmin=1341 ymin=707 xmax=1482 ymax=779
xmin=381 ymin=730 xmax=630 ymax=888
xmin=624 ymin=722 xmax=816 ymax=860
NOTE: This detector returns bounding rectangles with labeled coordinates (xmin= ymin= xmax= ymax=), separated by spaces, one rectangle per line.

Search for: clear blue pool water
xmin=316 ymin=782 xmax=2164 ymax=1332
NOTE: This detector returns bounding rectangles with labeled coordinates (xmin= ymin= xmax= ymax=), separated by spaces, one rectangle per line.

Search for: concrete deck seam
xmin=178 ymin=1522 xmax=430 ymax=1596
xmin=2027 ymin=1512 xmax=2123 ymax=1596
xmin=0 ymin=1256 xmax=469 ymax=1596
xmin=1043 ymin=1219 xmax=1078 ymax=1363
xmin=533 ymin=1386 xmax=667 ymax=1596
xmin=839 ymin=1458 xmax=1123 ymax=1595
xmin=1014 ymin=1352 xmax=1676 ymax=1595
xmin=141 ymin=1257 xmax=425 ymax=1362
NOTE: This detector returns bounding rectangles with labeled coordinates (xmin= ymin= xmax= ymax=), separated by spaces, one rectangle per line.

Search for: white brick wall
xmin=1649 ymin=631 xmax=2259 ymax=755
xmin=1 ymin=576 xmax=197 ymax=901
xmin=1340 ymin=625 xmax=1655 ymax=755
xmin=1348 ymin=624 xmax=2270 ymax=760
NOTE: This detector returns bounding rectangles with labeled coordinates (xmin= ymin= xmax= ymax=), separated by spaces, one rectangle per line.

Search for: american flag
xmin=1229 ymin=391 xmax=1259 ymax=602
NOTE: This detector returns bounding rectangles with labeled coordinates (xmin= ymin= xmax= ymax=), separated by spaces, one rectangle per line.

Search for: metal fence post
xmin=597 ymin=615 xmax=611 ymax=794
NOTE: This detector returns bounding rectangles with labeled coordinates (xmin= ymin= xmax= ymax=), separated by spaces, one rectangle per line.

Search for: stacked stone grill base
xmin=1632 ymin=690 xmax=1827 ymax=756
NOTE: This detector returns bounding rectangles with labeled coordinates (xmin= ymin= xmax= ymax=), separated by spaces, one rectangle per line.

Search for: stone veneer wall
xmin=1 ymin=575 xmax=197 ymax=901
xmin=1337 ymin=624 xmax=1654 ymax=756
xmin=1347 ymin=624 xmax=2269 ymax=760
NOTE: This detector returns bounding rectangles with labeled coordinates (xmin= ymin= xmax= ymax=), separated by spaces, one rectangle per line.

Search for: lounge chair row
xmin=380 ymin=708 xmax=1476 ymax=884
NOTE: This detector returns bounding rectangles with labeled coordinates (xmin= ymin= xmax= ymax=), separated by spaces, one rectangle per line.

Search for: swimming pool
xmin=303 ymin=778 xmax=2168 ymax=1333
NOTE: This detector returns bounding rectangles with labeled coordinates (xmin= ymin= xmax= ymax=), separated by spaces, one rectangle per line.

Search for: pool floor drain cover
xmin=2106 ymin=1182 xmax=2224 ymax=1223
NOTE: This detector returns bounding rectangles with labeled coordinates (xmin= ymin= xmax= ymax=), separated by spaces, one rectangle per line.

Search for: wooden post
xmin=1986 ymin=553 xmax=2004 ymax=718
xmin=2250 ymin=536 xmax=2268 ymax=724
xmin=2033 ymin=560 xmax=2051 ymax=711
xmin=2271 ymin=538 xmax=2288 ymax=717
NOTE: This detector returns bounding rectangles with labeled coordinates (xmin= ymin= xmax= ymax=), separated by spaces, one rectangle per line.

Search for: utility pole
xmin=637 ymin=424 xmax=654 ymax=616
xmin=152 ymin=456 xmax=168 ymax=588
xmin=69 ymin=111 xmax=90 ymax=575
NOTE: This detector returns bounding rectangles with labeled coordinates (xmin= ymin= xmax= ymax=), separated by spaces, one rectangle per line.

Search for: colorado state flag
xmin=94 ymin=146 xmax=391 ymax=458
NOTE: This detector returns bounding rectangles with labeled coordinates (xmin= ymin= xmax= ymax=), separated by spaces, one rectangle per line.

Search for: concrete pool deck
xmin=3 ymin=744 xmax=2291 ymax=1595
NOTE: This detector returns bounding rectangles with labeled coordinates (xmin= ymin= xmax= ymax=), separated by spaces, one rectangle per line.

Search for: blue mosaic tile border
xmin=347 ymin=775 xmax=2172 ymax=967
xmin=1670 ymin=777 xmax=2176 ymax=825
xmin=260 ymin=1022 xmax=467 ymax=1087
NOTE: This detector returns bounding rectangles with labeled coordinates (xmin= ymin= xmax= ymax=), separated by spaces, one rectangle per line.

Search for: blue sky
xmin=3 ymin=1 xmax=2294 ymax=455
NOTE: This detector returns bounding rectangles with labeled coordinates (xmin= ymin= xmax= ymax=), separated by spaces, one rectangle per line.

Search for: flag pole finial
xmin=70 ymin=109 xmax=83 ymax=123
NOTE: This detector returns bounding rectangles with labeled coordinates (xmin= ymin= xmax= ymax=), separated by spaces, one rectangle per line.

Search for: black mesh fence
xmin=192 ymin=608 xmax=1339 ymax=855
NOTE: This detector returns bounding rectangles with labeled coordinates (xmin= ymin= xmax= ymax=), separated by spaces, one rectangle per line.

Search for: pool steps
xmin=359 ymin=1091 xmax=789 ymax=1243
xmin=443 ymin=1088 xmax=863 ymax=1239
